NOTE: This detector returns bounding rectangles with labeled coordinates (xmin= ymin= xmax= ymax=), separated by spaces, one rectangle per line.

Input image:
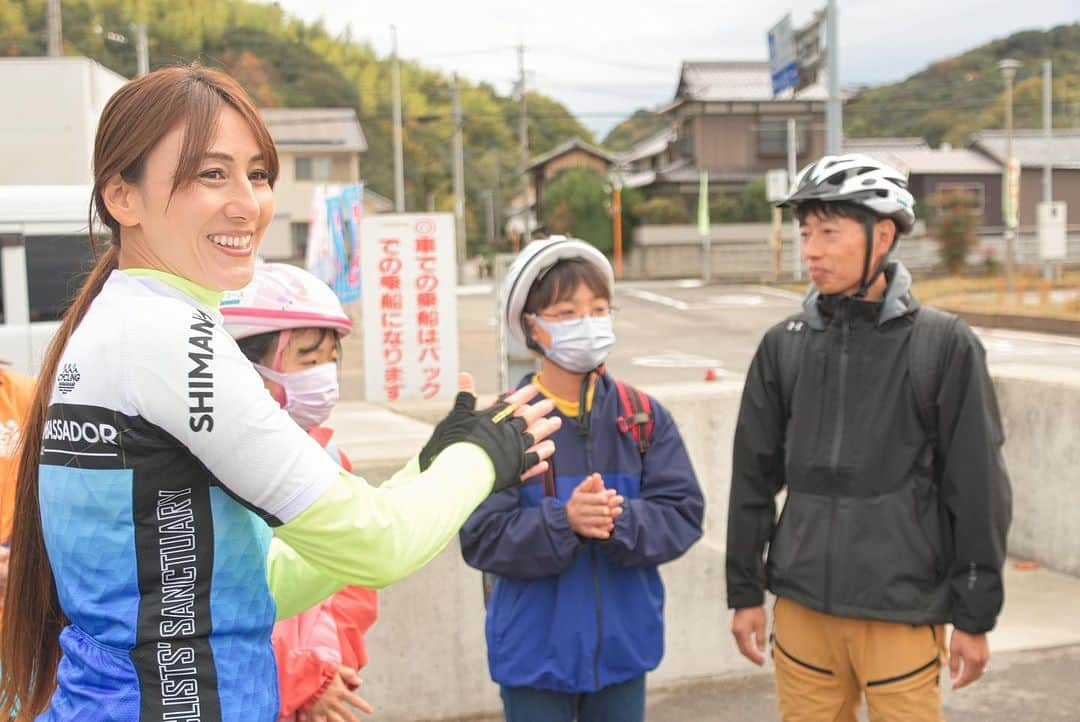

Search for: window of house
xmin=934 ymin=182 xmax=985 ymax=215
xmin=757 ymin=122 xmax=809 ymax=158
xmin=295 ymin=156 xmax=334 ymax=181
xmin=26 ymin=235 xmax=96 ymax=322
xmin=290 ymin=221 xmax=311 ymax=259
xmin=678 ymin=120 xmax=694 ymax=159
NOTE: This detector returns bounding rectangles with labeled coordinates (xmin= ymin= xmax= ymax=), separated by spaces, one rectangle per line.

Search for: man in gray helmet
xmin=726 ymin=154 xmax=1012 ymax=721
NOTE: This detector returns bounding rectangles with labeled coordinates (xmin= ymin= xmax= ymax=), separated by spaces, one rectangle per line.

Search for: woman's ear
xmin=101 ymin=175 xmax=141 ymax=228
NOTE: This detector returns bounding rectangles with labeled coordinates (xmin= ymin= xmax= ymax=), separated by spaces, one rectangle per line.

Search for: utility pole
xmin=517 ymin=44 xmax=530 ymax=248
xmin=825 ymin=0 xmax=841 ymax=154
xmin=452 ymin=74 xmax=467 ymax=285
xmin=1042 ymin=59 xmax=1054 ymax=281
xmin=484 ymin=190 xmax=495 ymax=248
xmin=998 ymin=58 xmax=1021 ymax=291
xmin=46 ymin=0 xmax=62 ymax=57
xmin=1042 ymin=60 xmax=1053 ymax=204
xmin=391 ymin=26 xmax=405 ymax=212
xmin=136 ymin=23 xmax=149 ymax=76
xmin=787 ymin=117 xmax=801 ymax=280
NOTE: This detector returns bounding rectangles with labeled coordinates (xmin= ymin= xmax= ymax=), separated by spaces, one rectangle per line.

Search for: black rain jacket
xmin=726 ymin=262 xmax=1012 ymax=633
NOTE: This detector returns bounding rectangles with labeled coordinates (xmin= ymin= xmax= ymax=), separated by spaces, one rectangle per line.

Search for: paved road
xmin=340 ymin=279 xmax=1080 ymax=402
xmin=645 ymin=644 xmax=1080 ymax=722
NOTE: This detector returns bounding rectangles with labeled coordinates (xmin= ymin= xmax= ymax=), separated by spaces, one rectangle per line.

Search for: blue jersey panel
xmin=39 ymin=464 xmax=139 ymax=648
xmin=40 ymin=626 xmax=141 ymax=721
xmin=207 ymin=488 xmax=277 ymax=721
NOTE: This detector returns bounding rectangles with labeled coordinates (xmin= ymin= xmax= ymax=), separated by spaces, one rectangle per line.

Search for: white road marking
xmin=623 ymin=288 xmax=691 ymax=311
xmin=973 ymin=327 xmax=1080 ymax=348
xmin=632 ymin=352 xmax=730 ymax=371
xmin=708 ymin=294 xmax=766 ymax=307
xmin=752 ymin=285 xmax=806 ymax=302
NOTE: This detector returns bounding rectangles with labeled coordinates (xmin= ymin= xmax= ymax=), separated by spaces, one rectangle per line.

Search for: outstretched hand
xmin=418 ymin=373 xmax=561 ymax=491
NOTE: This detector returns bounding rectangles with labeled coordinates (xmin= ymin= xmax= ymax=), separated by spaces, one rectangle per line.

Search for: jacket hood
xmin=802 ymin=261 xmax=919 ymax=330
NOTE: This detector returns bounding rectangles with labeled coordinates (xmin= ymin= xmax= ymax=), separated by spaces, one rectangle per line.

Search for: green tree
xmin=541 ymin=168 xmax=626 ymax=254
xmin=602 ymin=109 xmax=668 ymax=153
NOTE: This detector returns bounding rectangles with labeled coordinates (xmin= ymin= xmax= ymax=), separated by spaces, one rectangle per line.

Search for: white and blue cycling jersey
xmin=37 ymin=269 xmax=496 ymax=721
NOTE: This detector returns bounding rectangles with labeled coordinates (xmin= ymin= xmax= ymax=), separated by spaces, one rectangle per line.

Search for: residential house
xmin=261 ymin=108 xmax=368 ymax=259
xmin=844 ymin=138 xmax=1004 ymax=227
xmin=525 ymin=138 xmax=614 ymax=227
xmin=970 ymin=130 xmax=1080 ymax=230
xmin=623 ymin=61 xmax=828 ymax=198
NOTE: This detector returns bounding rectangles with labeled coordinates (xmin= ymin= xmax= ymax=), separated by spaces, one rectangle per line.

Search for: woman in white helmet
xmin=223 ymin=263 xmax=374 ymax=722
xmin=460 ymin=236 xmax=704 ymax=722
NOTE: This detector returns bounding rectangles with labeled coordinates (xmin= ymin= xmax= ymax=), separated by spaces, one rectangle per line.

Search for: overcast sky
xmin=272 ymin=0 xmax=1077 ymax=138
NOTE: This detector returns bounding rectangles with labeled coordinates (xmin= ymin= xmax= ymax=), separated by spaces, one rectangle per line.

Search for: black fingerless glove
xmin=418 ymin=392 xmax=540 ymax=493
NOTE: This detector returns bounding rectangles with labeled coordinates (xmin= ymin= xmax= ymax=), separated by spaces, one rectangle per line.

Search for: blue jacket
xmin=459 ymin=372 xmax=704 ymax=693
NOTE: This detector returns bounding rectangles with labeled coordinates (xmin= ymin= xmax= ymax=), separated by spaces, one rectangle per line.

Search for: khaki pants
xmin=772 ymin=597 xmax=946 ymax=722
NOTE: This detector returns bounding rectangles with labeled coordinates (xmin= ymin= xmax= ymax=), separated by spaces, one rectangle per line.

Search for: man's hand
xmin=949 ymin=629 xmax=990 ymax=690
xmin=731 ymin=606 xmax=767 ymax=666
xmin=566 ymin=474 xmax=623 ymax=539
xmin=298 ymin=666 xmax=373 ymax=721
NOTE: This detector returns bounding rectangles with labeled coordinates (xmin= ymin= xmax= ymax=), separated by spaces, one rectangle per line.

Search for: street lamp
xmin=998 ymin=58 xmax=1021 ymax=290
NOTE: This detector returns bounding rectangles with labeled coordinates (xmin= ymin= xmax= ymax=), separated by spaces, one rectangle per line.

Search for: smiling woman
xmin=0 ymin=65 xmax=559 ymax=721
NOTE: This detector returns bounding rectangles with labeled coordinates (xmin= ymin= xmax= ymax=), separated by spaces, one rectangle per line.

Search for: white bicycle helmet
xmin=502 ymin=235 xmax=614 ymax=348
xmin=779 ymin=153 xmax=915 ymax=233
xmin=221 ymin=263 xmax=352 ymax=340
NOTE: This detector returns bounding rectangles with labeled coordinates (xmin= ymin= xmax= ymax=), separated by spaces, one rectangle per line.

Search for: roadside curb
xmin=940 ymin=307 xmax=1080 ymax=337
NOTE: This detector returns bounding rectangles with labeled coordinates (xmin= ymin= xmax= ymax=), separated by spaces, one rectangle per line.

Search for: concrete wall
xmin=993 ymin=366 xmax=1080 ymax=577
xmin=349 ymin=368 xmax=1079 ymax=721
xmin=626 ymin=223 xmax=1080 ymax=280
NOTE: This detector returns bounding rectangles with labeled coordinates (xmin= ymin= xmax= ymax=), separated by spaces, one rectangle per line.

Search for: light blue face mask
xmin=531 ymin=315 xmax=616 ymax=373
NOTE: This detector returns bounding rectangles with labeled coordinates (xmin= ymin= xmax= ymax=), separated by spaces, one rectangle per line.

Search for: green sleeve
xmin=266 ymin=537 xmax=345 ymax=621
xmin=274 ymin=442 xmax=493 ymax=589
xmin=381 ymin=454 xmax=422 ymax=488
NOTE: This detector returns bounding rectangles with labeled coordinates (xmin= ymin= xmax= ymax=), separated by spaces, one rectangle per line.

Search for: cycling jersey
xmin=38 ymin=269 xmax=494 ymax=721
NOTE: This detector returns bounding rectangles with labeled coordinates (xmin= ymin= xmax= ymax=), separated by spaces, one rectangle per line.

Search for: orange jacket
xmin=0 ymin=367 xmax=35 ymax=543
xmin=273 ymin=427 xmax=378 ymax=720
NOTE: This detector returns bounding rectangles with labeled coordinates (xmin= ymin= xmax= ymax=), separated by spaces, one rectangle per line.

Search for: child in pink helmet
xmin=223 ymin=263 xmax=375 ymax=721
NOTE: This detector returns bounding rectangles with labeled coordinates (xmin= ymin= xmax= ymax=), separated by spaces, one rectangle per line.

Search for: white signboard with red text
xmin=360 ymin=214 xmax=459 ymax=402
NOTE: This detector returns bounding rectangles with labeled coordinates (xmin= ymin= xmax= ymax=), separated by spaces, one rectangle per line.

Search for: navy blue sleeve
xmin=600 ymin=398 xmax=704 ymax=568
xmin=459 ymin=484 xmax=585 ymax=580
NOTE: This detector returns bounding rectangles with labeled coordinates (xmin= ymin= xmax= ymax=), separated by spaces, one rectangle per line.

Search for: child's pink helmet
xmin=221 ymin=263 xmax=352 ymax=340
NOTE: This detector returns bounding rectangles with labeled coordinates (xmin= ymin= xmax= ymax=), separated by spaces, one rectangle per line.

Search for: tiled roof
xmin=261 ymin=108 xmax=366 ymax=152
xmin=970 ymin=130 xmax=1080 ymax=170
xmin=676 ymin=61 xmax=828 ymax=102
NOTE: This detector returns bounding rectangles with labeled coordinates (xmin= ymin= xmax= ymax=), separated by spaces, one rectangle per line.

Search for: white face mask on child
xmin=254 ymin=362 xmax=340 ymax=430
xmin=531 ymin=315 xmax=616 ymax=373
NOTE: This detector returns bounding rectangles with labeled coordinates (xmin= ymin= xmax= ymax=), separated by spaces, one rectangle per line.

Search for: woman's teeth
xmin=209 ymin=234 xmax=252 ymax=249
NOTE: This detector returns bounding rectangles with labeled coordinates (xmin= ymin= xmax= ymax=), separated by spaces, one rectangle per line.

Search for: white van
xmin=0 ymin=185 xmax=100 ymax=376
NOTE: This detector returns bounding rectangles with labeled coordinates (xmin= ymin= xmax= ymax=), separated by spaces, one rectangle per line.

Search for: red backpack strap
xmin=615 ymin=379 xmax=654 ymax=455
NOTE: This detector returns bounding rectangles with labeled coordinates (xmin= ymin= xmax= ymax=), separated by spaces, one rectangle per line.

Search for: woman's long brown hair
xmin=0 ymin=64 xmax=277 ymax=718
